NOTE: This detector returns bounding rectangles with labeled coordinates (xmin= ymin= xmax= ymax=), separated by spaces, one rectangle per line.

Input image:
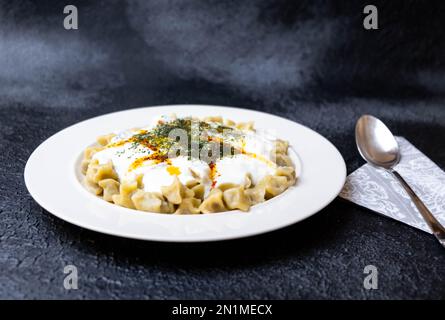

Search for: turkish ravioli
xmin=81 ymin=115 xmax=297 ymax=214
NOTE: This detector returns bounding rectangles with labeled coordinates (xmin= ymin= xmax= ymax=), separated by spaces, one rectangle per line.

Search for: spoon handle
xmin=390 ymin=169 xmax=445 ymax=248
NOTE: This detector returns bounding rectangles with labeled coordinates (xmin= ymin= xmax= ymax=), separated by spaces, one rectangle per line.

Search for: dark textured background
xmin=1 ymin=0 xmax=445 ymax=299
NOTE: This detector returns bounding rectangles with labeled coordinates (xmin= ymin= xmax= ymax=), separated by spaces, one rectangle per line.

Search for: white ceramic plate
xmin=24 ymin=105 xmax=346 ymax=242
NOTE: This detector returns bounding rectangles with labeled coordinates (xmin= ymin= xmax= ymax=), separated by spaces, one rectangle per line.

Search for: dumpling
xmin=161 ymin=176 xmax=194 ymax=205
xmin=94 ymin=161 xmax=118 ymax=182
xmin=112 ymin=179 xmax=138 ymax=209
xmin=96 ymin=133 xmax=115 ymax=146
xmin=199 ymin=189 xmax=226 ymax=213
xmin=175 ymin=198 xmax=202 ymax=214
xmin=236 ymin=121 xmax=254 ymax=131
xmin=223 ymin=186 xmax=251 ymax=211
xmin=131 ymin=190 xmax=174 ymax=213
xmin=203 ymin=116 xmax=223 ymax=123
xmin=275 ymin=153 xmax=293 ymax=167
xmin=98 ymin=179 xmax=120 ymax=202
xmin=274 ymin=139 xmax=289 ymax=154
xmin=264 ymin=175 xmax=288 ymax=199
xmin=191 ymin=184 xmax=205 ymax=200
xmin=245 ymin=180 xmax=266 ymax=205
xmin=86 ymin=160 xmax=117 ymax=184
xmin=84 ymin=146 xmax=104 ymax=160
xmin=81 ymin=159 xmax=90 ymax=175
xmin=217 ymin=182 xmax=238 ymax=192
xmin=84 ymin=179 xmax=103 ymax=195
xmin=275 ymin=166 xmax=296 ymax=186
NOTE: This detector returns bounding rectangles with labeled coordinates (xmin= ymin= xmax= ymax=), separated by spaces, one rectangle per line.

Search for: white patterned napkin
xmin=339 ymin=137 xmax=445 ymax=233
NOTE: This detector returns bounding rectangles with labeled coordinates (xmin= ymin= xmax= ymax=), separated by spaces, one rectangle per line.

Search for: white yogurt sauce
xmin=92 ymin=118 xmax=279 ymax=195
xmin=93 ymin=142 xmax=153 ymax=178
xmin=214 ymin=154 xmax=275 ymax=187
xmin=134 ymin=156 xmax=211 ymax=193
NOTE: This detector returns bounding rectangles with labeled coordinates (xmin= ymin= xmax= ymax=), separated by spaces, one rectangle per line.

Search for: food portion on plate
xmin=81 ymin=114 xmax=297 ymax=214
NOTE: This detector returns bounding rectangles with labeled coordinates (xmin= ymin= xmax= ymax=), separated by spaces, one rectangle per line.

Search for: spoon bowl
xmin=355 ymin=115 xmax=400 ymax=169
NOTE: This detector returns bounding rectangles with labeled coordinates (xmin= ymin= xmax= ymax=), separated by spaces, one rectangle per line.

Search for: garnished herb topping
xmin=122 ymin=118 xmax=244 ymax=167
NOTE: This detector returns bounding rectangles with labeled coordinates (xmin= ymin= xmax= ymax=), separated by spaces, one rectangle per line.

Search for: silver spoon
xmin=355 ymin=115 xmax=445 ymax=247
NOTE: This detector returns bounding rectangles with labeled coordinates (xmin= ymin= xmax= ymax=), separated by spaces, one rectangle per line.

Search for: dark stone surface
xmin=1 ymin=0 xmax=445 ymax=299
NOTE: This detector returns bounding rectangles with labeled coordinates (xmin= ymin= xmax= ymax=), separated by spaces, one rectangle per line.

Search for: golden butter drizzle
xmin=102 ymin=118 xmax=274 ymax=187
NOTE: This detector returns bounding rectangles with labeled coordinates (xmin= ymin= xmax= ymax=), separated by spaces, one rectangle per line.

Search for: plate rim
xmin=24 ymin=104 xmax=347 ymax=242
